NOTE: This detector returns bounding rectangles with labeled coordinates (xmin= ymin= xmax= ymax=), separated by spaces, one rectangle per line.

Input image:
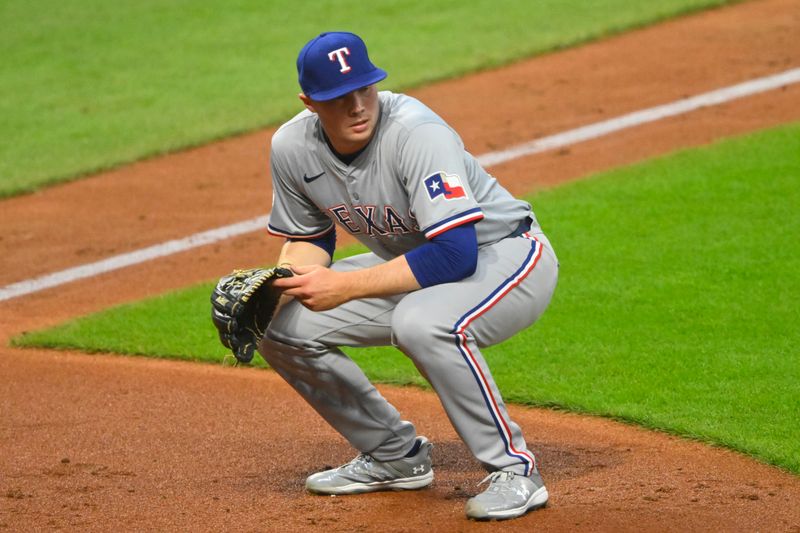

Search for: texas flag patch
xmin=424 ymin=172 xmax=467 ymax=201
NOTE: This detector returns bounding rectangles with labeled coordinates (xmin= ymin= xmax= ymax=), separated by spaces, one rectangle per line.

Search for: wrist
xmin=338 ymin=269 xmax=364 ymax=301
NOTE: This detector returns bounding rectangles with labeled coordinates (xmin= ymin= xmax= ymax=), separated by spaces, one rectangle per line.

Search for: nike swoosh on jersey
xmin=303 ymin=171 xmax=326 ymax=183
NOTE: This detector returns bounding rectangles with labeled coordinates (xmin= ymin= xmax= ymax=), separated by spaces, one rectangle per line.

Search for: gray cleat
xmin=465 ymin=469 xmax=549 ymax=520
xmin=305 ymin=437 xmax=434 ymax=495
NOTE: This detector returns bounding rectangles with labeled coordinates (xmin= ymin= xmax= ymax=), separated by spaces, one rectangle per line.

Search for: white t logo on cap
xmin=328 ymin=47 xmax=352 ymax=73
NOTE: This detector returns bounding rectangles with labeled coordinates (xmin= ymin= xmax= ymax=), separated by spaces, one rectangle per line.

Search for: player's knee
xmin=264 ymin=299 xmax=310 ymax=344
xmin=258 ymin=328 xmax=322 ymax=368
xmin=391 ymin=307 xmax=449 ymax=356
xmin=257 ymin=331 xmax=286 ymax=365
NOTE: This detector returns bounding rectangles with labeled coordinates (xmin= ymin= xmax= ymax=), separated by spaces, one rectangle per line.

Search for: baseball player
xmin=260 ymin=31 xmax=559 ymax=521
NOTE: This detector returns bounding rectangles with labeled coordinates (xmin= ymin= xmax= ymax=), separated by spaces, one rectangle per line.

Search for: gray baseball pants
xmin=259 ymin=232 xmax=558 ymax=476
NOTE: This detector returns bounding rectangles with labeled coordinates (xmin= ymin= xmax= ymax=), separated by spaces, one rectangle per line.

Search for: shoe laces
xmin=478 ymin=470 xmax=516 ymax=487
xmin=341 ymin=453 xmax=374 ymax=472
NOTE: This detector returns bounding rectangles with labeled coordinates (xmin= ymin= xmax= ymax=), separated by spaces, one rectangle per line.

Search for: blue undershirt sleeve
xmin=288 ymin=225 xmax=336 ymax=259
xmin=405 ymin=222 xmax=478 ymax=288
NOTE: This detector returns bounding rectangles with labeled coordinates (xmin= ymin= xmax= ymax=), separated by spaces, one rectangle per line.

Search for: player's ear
xmin=299 ymin=93 xmax=316 ymax=113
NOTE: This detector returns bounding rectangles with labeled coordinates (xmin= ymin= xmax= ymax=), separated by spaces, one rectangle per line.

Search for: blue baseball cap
xmin=297 ymin=32 xmax=387 ymax=101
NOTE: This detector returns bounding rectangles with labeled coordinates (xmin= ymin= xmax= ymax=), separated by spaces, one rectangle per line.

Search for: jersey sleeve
xmin=399 ymin=122 xmax=484 ymax=239
xmin=405 ymin=222 xmax=478 ymax=287
xmin=266 ymin=144 xmax=334 ymax=239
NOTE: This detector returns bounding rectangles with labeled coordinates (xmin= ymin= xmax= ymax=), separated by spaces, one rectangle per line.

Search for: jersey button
xmin=353 ymin=193 xmax=360 ymax=201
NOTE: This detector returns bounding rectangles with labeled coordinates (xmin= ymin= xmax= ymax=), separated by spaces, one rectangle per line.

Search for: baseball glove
xmin=210 ymin=266 xmax=293 ymax=364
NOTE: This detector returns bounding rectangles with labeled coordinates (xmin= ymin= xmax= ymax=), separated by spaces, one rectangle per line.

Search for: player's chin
xmin=340 ymin=132 xmax=368 ymax=148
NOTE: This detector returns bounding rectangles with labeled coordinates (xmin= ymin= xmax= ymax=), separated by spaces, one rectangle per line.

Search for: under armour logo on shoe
xmin=413 ymin=465 xmax=426 ymax=474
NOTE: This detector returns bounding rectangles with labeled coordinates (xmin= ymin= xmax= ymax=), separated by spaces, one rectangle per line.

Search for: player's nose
xmin=348 ymin=91 xmax=366 ymax=114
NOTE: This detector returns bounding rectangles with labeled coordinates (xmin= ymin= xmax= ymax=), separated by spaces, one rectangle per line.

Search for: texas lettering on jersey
xmin=328 ymin=204 xmax=418 ymax=236
xmin=268 ymin=92 xmax=535 ymax=249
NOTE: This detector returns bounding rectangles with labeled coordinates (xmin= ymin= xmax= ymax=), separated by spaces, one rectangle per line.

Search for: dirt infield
xmin=2 ymin=0 xmax=800 ymax=530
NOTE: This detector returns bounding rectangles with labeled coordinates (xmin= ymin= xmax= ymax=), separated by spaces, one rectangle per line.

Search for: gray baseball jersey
xmin=267 ymin=91 xmax=541 ymax=258
xmin=261 ymin=90 xmax=558 ymax=478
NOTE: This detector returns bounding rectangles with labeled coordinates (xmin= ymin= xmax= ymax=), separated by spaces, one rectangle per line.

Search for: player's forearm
xmin=274 ymin=240 xmax=333 ymax=312
xmin=278 ymin=240 xmax=332 ymax=268
xmin=273 ymin=253 xmax=421 ymax=312
xmin=339 ymin=255 xmax=421 ymax=300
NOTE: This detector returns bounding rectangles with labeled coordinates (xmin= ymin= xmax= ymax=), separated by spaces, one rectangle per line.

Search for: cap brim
xmin=306 ymin=68 xmax=388 ymax=102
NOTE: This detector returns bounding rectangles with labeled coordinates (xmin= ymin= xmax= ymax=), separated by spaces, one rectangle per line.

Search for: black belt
xmin=507 ymin=216 xmax=532 ymax=238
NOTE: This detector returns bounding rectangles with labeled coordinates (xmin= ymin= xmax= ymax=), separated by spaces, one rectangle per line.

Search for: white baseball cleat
xmin=465 ymin=469 xmax=549 ymax=520
xmin=305 ymin=437 xmax=434 ymax=495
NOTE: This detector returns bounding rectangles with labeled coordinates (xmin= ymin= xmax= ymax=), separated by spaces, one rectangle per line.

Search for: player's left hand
xmin=273 ymin=264 xmax=354 ymax=311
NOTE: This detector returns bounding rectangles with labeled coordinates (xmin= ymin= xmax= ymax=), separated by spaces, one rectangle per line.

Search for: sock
xmin=404 ymin=438 xmax=422 ymax=458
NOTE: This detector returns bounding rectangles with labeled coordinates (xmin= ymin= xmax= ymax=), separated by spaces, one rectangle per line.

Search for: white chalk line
xmin=477 ymin=68 xmax=800 ymax=167
xmin=2 ymin=67 xmax=799 ymax=303
xmin=0 ymin=216 xmax=268 ymax=302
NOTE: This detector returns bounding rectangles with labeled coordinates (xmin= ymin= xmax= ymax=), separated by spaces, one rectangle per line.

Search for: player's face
xmin=300 ymin=85 xmax=380 ymax=155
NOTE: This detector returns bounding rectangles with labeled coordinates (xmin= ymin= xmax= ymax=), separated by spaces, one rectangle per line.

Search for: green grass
xmin=0 ymin=0 xmax=736 ymax=197
xmin=14 ymin=122 xmax=800 ymax=473
xmin=497 ymin=124 xmax=800 ymax=472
